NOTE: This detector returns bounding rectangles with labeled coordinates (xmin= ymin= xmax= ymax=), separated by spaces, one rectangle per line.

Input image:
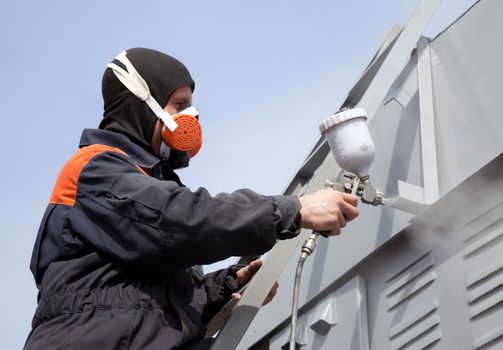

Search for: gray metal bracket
xmin=389 ymin=36 xmax=440 ymax=214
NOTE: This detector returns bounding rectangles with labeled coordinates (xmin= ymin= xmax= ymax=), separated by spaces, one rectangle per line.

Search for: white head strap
xmin=106 ymin=51 xmax=178 ymax=131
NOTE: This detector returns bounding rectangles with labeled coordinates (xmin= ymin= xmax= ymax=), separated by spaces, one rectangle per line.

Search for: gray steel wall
xmin=240 ymin=0 xmax=503 ymax=349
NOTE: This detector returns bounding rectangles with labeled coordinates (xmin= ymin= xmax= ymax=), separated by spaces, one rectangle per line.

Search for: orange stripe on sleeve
xmin=49 ymin=144 xmax=129 ymax=206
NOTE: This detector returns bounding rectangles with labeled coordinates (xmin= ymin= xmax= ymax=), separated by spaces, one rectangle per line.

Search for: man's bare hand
xmin=232 ymin=259 xmax=279 ymax=306
xmin=299 ymin=189 xmax=359 ymax=236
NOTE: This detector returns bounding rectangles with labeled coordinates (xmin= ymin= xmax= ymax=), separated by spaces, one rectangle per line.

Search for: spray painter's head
xmin=319 ymin=108 xmax=375 ymax=178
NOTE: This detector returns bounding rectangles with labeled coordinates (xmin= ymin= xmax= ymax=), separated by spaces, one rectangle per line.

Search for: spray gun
xmin=319 ymin=107 xmax=384 ymax=205
xmin=289 ymin=108 xmax=384 ymax=350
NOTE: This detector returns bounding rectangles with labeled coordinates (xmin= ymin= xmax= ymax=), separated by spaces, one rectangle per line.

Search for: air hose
xmin=289 ymin=231 xmax=321 ymax=350
xmin=289 ymin=178 xmax=362 ymax=349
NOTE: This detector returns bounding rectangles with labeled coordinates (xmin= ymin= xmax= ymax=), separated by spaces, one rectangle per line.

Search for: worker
xmin=24 ymin=48 xmax=359 ymax=350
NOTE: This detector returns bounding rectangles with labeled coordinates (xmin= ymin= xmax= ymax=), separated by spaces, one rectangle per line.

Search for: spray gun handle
xmin=314 ymin=230 xmax=330 ymax=238
xmin=312 ymin=179 xmax=358 ymax=238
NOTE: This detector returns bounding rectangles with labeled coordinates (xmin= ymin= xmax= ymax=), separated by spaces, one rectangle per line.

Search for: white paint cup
xmin=319 ymin=108 xmax=375 ymax=178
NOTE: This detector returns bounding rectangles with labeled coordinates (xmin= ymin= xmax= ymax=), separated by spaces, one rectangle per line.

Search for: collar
xmin=79 ymin=128 xmax=161 ymax=169
xmin=79 ymin=129 xmax=184 ymax=185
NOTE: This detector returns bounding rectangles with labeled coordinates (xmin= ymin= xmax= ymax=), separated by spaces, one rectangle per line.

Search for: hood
xmin=99 ymin=47 xmax=195 ymax=153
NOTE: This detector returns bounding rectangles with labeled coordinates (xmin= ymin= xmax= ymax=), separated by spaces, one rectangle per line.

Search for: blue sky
xmin=0 ymin=0 xmax=475 ymax=347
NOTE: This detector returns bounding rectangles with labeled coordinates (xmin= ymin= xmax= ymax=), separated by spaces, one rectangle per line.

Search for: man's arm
xmin=72 ymin=151 xmax=301 ymax=270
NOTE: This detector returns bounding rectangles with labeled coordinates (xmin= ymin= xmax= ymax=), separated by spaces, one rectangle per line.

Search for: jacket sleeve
xmin=71 ymin=150 xmax=302 ymax=270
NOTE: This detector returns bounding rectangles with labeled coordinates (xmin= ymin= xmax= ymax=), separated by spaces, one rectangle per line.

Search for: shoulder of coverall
xmin=79 ymin=128 xmax=183 ymax=184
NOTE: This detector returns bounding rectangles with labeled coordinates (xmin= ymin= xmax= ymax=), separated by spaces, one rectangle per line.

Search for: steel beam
xmin=417 ymin=37 xmax=440 ymax=204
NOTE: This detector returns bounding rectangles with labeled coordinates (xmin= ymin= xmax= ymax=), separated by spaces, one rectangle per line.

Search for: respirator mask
xmin=106 ymin=51 xmax=203 ymax=163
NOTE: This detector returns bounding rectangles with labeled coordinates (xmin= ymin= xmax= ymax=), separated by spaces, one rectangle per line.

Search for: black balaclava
xmin=99 ymin=48 xmax=195 ymax=159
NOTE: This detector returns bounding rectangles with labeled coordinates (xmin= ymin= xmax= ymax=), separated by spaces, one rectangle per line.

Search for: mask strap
xmin=106 ymin=51 xmax=178 ymax=132
xmin=178 ymin=106 xmax=199 ymax=118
